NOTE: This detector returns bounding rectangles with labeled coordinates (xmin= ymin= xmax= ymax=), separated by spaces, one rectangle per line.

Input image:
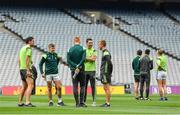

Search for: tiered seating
xmin=120 ymin=25 xmax=180 ymax=57
xmin=165 ymin=9 xmax=180 ymax=22
xmin=0 ymin=7 xmax=180 ymax=87
xmin=105 ymin=8 xmax=180 ymax=59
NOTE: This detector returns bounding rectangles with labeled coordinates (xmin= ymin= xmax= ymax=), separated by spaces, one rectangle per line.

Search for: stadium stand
xmin=102 ymin=8 xmax=180 ymax=60
xmin=0 ymin=6 xmax=180 ymax=88
xmin=165 ymin=8 xmax=180 ymax=23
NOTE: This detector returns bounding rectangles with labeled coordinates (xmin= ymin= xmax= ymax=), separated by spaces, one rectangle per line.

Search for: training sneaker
xmin=92 ymin=102 xmax=96 ymax=107
xmin=79 ymin=103 xmax=87 ymax=107
xmin=164 ymin=97 xmax=168 ymax=101
xmin=18 ymin=103 xmax=25 ymax=107
xmin=159 ymin=97 xmax=164 ymax=101
xmin=100 ymin=103 xmax=110 ymax=107
xmin=135 ymin=97 xmax=140 ymax=100
xmin=144 ymin=98 xmax=152 ymax=101
xmin=139 ymin=97 xmax=144 ymax=100
xmin=76 ymin=104 xmax=80 ymax=108
xmin=48 ymin=101 xmax=54 ymax=106
xmin=57 ymin=101 xmax=66 ymax=106
xmin=25 ymin=103 xmax=36 ymax=107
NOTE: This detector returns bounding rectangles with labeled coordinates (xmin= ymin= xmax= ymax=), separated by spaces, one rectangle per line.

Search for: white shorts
xmin=156 ymin=71 xmax=167 ymax=80
xmin=46 ymin=74 xmax=60 ymax=81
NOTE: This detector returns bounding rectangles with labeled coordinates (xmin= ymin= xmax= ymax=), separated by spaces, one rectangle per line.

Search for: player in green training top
xmin=18 ymin=37 xmax=35 ymax=107
xmin=84 ymin=38 xmax=97 ymax=106
xmin=156 ymin=49 xmax=168 ymax=101
xmin=132 ymin=50 xmax=142 ymax=100
xmin=39 ymin=43 xmax=67 ymax=106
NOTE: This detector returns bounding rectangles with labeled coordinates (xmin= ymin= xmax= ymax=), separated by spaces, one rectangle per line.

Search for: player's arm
xmin=101 ymin=52 xmax=111 ymax=75
xmin=86 ymin=50 xmax=97 ymax=62
xmin=132 ymin=58 xmax=135 ymax=70
xmin=26 ymin=48 xmax=32 ymax=76
xmin=18 ymin=57 xmax=20 ymax=68
xmin=156 ymin=58 xmax=160 ymax=67
xmin=57 ymin=56 xmax=68 ymax=66
xmin=138 ymin=58 xmax=141 ymax=70
xmin=156 ymin=58 xmax=162 ymax=70
xmin=149 ymin=58 xmax=153 ymax=70
xmin=67 ymin=52 xmax=77 ymax=68
xmin=76 ymin=49 xmax=86 ymax=68
xmin=39 ymin=54 xmax=46 ymax=78
xmin=26 ymin=55 xmax=31 ymax=76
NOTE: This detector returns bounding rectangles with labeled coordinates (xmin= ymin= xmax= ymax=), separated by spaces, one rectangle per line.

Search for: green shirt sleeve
xmin=77 ymin=48 xmax=86 ymax=68
xmin=39 ymin=54 xmax=46 ymax=74
xmin=93 ymin=50 xmax=97 ymax=56
xmin=67 ymin=52 xmax=77 ymax=68
xmin=156 ymin=58 xmax=161 ymax=66
xmin=26 ymin=47 xmax=32 ymax=57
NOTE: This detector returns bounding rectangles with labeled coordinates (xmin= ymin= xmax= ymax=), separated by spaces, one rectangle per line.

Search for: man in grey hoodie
xmin=139 ymin=49 xmax=153 ymax=100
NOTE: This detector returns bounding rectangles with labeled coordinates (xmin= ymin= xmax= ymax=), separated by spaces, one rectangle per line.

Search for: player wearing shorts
xmin=39 ymin=43 xmax=66 ymax=106
xmin=156 ymin=49 xmax=168 ymax=101
xmin=98 ymin=40 xmax=113 ymax=107
xmin=18 ymin=37 xmax=35 ymax=107
xmin=132 ymin=50 xmax=142 ymax=100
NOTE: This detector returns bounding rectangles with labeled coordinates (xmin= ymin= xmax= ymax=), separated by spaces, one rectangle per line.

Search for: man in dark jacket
xmin=132 ymin=50 xmax=142 ymax=100
xmin=98 ymin=40 xmax=113 ymax=107
xmin=139 ymin=49 xmax=153 ymax=100
xmin=67 ymin=37 xmax=86 ymax=107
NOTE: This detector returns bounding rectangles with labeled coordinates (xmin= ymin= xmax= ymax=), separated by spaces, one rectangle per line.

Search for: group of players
xmin=17 ymin=36 xmax=168 ymax=108
xmin=18 ymin=36 xmax=113 ymax=107
xmin=132 ymin=49 xmax=168 ymax=101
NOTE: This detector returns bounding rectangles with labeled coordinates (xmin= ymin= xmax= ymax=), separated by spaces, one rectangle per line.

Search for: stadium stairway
xmin=62 ymin=9 xmax=92 ymax=24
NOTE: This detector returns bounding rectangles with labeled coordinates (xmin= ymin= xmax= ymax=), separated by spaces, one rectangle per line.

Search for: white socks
xmin=58 ymin=98 xmax=62 ymax=103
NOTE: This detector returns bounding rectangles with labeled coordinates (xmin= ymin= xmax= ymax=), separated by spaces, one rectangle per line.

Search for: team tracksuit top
xmin=39 ymin=52 xmax=60 ymax=75
xmin=67 ymin=44 xmax=86 ymax=71
xmin=100 ymin=49 xmax=113 ymax=76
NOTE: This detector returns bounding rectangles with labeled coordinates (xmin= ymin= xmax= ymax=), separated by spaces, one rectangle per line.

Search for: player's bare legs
xmin=54 ymin=80 xmax=62 ymax=102
xmin=54 ymin=80 xmax=65 ymax=106
xmin=47 ymin=81 xmax=53 ymax=102
xmin=157 ymin=79 xmax=163 ymax=99
xmin=18 ymin=81 xmax=27 ymax=105
xmin=162 ymin=79 xmax=168 ymax=100
xmin=25 ymin=76 xmax=34 ymax=105
xmin=104 ymin=84 xmax=111 ymax=104
xmin=134 ymin=81 xmax=139 ymax=98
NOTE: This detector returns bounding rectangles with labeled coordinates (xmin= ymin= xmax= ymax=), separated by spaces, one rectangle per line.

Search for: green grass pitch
xmin=0 ymin=94 xmax=180 ymax=114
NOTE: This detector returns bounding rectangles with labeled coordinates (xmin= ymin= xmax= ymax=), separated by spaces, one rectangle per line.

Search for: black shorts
xmin=20 ymin=69 xmax=34 ymax=82
xmin=101 ymin=74 xmax=111 ymax=84
xmin=134 ymin=75 xmax=140 ymax=82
